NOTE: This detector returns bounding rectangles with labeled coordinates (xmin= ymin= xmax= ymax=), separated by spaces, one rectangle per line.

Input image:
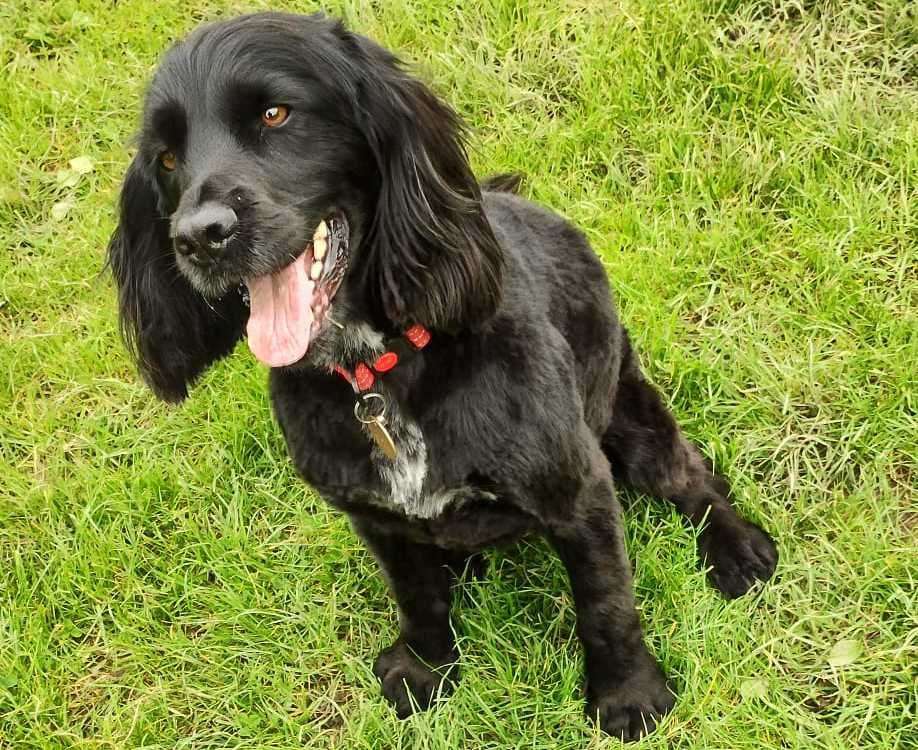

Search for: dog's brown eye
xmin=262 ymin=105 xmax=289 ymax=128
xmin=159 ymin=151 xmax=177 ymax=171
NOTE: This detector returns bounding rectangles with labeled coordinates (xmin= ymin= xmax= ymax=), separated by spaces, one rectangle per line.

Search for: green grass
xmin=1 ymin=0 xmax=916 ymax=747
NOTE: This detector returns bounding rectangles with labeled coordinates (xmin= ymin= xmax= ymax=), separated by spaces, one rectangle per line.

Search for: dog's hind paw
xmin=372 ymin=641 xmax=458 ymax=718
xmin=699 ymin=515 xmax=778 ymax=599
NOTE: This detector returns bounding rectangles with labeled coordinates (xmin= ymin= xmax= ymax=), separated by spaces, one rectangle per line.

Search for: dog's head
xmin=109 ymin=12 xmax=502 ymax=401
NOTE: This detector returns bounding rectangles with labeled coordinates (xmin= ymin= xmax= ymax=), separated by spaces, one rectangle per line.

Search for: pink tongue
xmin=245 ymin=253 xmax=315 ymax=367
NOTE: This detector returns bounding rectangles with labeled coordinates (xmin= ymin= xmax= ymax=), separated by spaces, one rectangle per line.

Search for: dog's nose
xmin=173 ymin=202 xmax=238 ymax=262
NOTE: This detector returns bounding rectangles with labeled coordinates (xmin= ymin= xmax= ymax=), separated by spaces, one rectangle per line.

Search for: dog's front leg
xmin=543 ymin=445 xmax=675 ymax=741
xmin=351 ymin=519 xmax=459 ymax=718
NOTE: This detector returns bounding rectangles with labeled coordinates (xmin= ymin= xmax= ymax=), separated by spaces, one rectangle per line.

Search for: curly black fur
xmin=108 ymin=12 xmax=777 ymax=741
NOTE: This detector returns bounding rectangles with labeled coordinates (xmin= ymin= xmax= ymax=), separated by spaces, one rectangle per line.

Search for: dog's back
xmin=481 ymin=187 xmax=624 ymax=434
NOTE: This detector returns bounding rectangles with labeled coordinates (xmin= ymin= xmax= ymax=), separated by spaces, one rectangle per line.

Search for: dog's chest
xmin=310 ymin=321 xmax=496 ymax=518
xmin=366 ymin=404 xmax=494 ymax=519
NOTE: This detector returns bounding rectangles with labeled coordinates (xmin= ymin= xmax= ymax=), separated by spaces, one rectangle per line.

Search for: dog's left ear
xmin=344 ymin=32 xmax=504 ymax=331
xmin=107 ymin=155 xmax=246 ymax=402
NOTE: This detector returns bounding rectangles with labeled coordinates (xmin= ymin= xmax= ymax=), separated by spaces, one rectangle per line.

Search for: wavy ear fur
xmin=347 ymin=33 xmax=504 ymax=331
xmin=107 ymin=157 xmax=245 ymax=402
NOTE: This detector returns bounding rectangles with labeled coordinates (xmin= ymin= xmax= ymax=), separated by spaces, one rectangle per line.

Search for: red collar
xmin=333 ymin=324 xmax=431 ymax=393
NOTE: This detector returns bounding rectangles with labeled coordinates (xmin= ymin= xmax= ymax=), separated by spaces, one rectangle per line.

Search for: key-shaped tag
xmin=354 ymin=393 xmax=398 ymax=460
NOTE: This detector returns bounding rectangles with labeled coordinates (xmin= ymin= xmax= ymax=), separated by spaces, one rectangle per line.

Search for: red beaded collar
xmin=333 ymin=324 xmax=431 ymax=393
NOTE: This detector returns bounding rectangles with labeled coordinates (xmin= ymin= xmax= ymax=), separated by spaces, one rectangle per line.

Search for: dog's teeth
xmin=313 ymin=237 xmax=327 ymax=260
xmin=310 ymin=261 xmax=323 ymax=280
xmin=314 ymin=221 xmax=328 ymax=241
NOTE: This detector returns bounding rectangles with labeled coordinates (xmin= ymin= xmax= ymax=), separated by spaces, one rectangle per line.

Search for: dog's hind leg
xmin=601 ymin=336 xmax=777 ymax=598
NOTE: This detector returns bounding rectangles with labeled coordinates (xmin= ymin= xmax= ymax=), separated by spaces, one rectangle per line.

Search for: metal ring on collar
xmin=354 ymin=392 xmax=386 ymax=424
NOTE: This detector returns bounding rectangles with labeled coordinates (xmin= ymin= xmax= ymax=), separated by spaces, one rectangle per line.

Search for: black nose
xmin=173 ymin=202 xmax=238 ymax=262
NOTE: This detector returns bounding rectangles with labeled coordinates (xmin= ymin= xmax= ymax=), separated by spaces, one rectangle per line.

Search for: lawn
xmin=1 ymin=0 xmax=915 ymax=747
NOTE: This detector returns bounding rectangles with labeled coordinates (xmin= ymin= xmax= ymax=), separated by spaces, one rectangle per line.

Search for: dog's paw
xmin=587 ymin=659 xmax=675 ymax=741
xmin=699 ymin=515 xmax=778 ymax=599
xmin=372 ymin=642 xmax=458 ymax=718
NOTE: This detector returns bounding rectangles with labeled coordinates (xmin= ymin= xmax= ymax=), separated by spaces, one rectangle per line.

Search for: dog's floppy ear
xmin=107 ymin=155 xmax=246 ymax=402
xmin=345 ymin=33 xmax=504 ymax=331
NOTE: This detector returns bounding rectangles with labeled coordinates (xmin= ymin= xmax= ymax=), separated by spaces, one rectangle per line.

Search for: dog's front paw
xmin=372 ymin=641 xmax=458 ymax=718
xmin=587 ymin=659 xmax=675 ymax=741
xmin=699 ymin=514 xmax=777 ymax=598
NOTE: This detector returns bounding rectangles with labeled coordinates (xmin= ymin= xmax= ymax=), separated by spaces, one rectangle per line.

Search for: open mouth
xmin=244 ymin=212 xmax=349 ymax=367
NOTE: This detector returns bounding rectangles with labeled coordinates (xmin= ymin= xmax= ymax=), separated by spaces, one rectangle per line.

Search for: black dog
xmin=108 ymin=12 xmax=777 ymax=741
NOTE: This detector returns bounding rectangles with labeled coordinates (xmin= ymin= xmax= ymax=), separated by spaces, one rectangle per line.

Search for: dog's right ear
xmin=338 ymin=30 xmax=504 ymax=332
xmin=107 ymin=155 xmax=246 ymax=402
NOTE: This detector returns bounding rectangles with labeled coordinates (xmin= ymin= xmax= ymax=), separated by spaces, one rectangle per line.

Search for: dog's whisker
xmin=199 ymin=293 xmax=217 ymax=313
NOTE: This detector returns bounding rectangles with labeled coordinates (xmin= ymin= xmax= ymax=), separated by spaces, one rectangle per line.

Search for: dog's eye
xmin=159 ymin=151 xmax=177 ymax=171
xmin=262 ymin=105 xmax=290 ymax=128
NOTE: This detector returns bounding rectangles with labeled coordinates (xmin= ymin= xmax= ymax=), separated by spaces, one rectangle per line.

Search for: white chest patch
xmin=368 ymin=402 xmax=494 ymax=519
xmin=371 ymin=412 xmax=432 ymax=516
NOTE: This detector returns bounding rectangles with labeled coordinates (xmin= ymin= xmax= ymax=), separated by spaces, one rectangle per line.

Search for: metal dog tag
xmin=366 ymin=417 xmax=398 ymax=460
xmin=354 ymin=393 xmax=398 ymax=460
